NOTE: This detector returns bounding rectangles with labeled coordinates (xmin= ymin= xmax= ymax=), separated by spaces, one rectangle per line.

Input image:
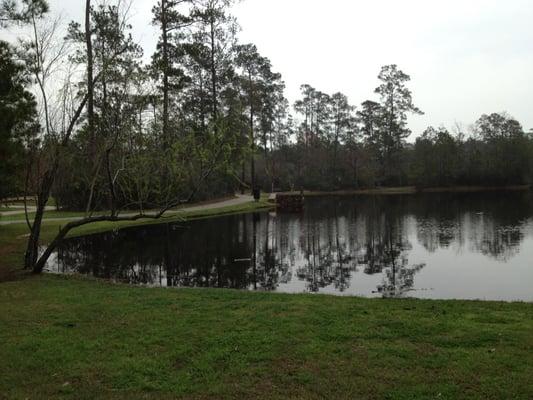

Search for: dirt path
xmin=0 ymin=195 xmax=254 ymax=226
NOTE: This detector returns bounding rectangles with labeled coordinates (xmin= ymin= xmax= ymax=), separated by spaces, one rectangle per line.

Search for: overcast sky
xmin=5 ymin=0 xmax=533 ymax=137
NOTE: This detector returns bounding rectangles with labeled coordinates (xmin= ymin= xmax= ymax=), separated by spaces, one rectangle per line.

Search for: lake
xmin=45 ymin=192 xmax=533 ymax=301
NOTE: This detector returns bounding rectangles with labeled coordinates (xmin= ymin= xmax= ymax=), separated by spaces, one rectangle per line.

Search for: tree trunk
xmin=105 ymin=148 xmax=117 ymax=216
xmin=250 ymin=100 xmax=255 ymax=192
xmin=209 ymin=12 xmax=217 ymax=129
xmin=85 ymin=0 xmax=95 ymax=157
xmin=161 ymin=0 xmax=169 ymax=146
xmin=241 ymin=163 xmax=246 ymax=195
xmin=249 ymin=72 xmax=255 ymax=192
xmin=25 ymin=93 xmax=90 ymax=271
xmin=353 ymin=151 xmax=358 ymax=188
xmin=25 ymin=169 xmax=54 ymax=270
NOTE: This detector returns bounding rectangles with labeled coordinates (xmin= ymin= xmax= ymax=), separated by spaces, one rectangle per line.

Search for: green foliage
xmin=284 ymin=66 xmax=426 ymax=190
xmin=476 ymin=112 xmax=524 ymax=140
xmin=373 ymin=64 xmax=423 ymax=183
xmin=51 ymin=0 xmax=288 ymax=210
xmin=0 ymin=41 xmax=39 ymax=199
xmin=257 ymin=111 xmax=533 ymax=192
xmin=411 ymin=127 xmax=461 ymax=187
xmin=57 ymin=2 xmax=190 ymax=212
xmin=410 ymin=114 xmax=532 ymax=187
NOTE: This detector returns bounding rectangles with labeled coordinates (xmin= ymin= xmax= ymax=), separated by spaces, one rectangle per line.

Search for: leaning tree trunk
xmin=25 ymin=94 xmax=89 ymax=272
xmin=30 ymin=133 xmax=228 ymax=274
xmin=24 ymin=169 xmax=54 ymax=270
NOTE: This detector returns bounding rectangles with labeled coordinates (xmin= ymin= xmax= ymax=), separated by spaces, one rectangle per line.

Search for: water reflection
xmin=47 ymin=192 xmax=533 ymax=301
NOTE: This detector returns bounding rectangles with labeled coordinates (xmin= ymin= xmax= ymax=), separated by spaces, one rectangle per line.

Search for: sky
xmin=3 ymin=0 xmax=533 ymax=137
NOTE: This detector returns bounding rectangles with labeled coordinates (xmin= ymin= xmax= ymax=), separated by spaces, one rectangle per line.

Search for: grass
xmin=0 ymin=194 xmax=532 ymax=399
xmin=0 ymin=276 xmax=532 ymax=399
xmin=0 ymin=210 xmax=90 ymax=221
xmin=0 ymin=207 xmax=19 ymax=212
xmin=67 ymin=197 xmax=274 ymax=238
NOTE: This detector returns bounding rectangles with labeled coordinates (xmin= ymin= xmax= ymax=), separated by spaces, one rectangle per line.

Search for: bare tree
xmin=20 ymin=4 xmax=236 ymax=274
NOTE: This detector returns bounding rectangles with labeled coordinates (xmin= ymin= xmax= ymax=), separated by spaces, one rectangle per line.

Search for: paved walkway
xmin=0 ymin=205 xmax=55 ymax=217
xmin=0 ymin=195 xmax=253 ymax=226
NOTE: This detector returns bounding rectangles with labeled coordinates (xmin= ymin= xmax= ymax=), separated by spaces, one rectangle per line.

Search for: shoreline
xmin=0 ymin=197 xmax=274 ymax=281
xmin=278 ymin=185 xmax=531 ymax=197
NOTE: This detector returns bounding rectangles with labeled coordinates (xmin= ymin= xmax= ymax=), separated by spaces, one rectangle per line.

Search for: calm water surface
xmin=45 ymin=192 xmax=533 ymax=301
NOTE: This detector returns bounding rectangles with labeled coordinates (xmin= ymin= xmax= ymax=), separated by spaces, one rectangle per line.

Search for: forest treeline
xmin=2 ymin=0 xmax=533 ymax=207
xmin=257 ymin=104 xmax=533 ymax=191
xmin=1 ymin=1 xmax=532 ymax=270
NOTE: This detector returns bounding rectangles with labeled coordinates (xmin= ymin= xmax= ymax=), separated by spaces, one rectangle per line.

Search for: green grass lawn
xmin=0 ymin=210 xmax=89 ymax=221
xmin=0 ymin=197 xmax=532 ymax=399
xmin=1 ymin=276 xmax=532 ymax=399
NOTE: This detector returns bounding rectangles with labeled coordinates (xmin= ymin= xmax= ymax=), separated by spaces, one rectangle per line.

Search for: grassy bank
xmin=1 ymin=276 xmax=532 ymax=399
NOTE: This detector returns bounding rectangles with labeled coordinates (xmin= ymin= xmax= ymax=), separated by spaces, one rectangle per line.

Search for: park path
xmin=0 ymin=205 xmax=56 ymax=217
xmin=0 ymin=195 xmax=253 ymax=226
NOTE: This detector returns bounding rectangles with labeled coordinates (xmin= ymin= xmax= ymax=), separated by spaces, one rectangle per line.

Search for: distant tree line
xmin=253 ymin=68 xmax=533 ymax=191
xmin=254 ymin=107 xmax=533 ymax=191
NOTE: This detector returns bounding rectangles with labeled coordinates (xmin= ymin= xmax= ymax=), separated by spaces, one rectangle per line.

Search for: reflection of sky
xmin=409 ymin=222 xmax=533 ymax=302
xmin=249 ymin=212 xmax=533 ymax=301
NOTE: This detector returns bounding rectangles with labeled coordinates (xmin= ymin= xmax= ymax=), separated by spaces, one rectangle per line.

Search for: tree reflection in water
xmin=47 ymin=191 xmax=533 ymax=299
